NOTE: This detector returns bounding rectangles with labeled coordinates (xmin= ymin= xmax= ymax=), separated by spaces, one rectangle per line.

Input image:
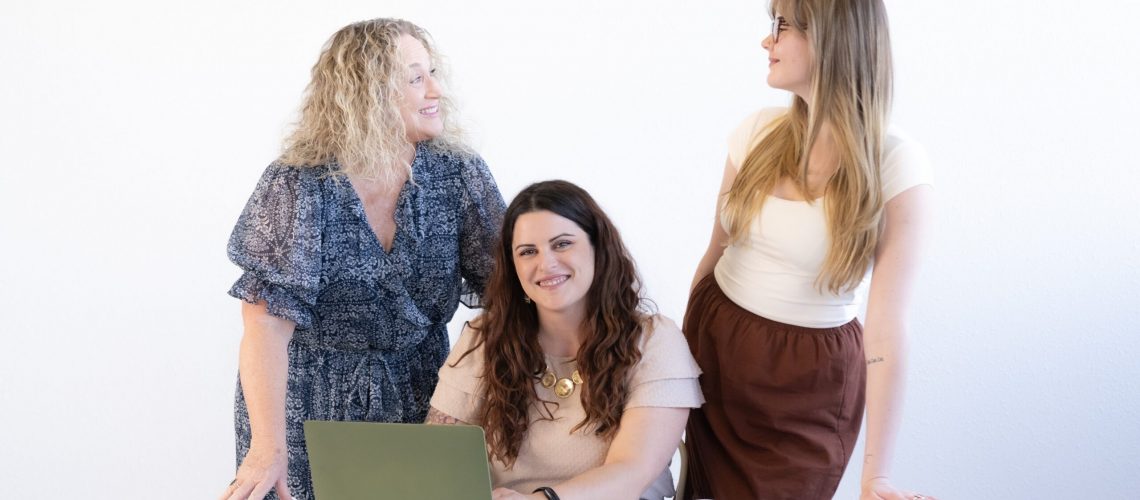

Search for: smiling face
xmin=762 ymin=13 xmax=813 ymax=99
xmin=511 ymin=210 xmax=596 ymax=319
xmin=396 ymin=33 xmax=443 ymax=144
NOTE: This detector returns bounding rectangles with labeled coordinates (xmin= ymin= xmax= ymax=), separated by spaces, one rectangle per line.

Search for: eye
xmin=516 ymin=247 xmax=537 ymax=257
xmin=411 ymin=75 xmax=423 ymax=84
xmin=553 ymin=239 xmax=573 ymax=250
xmin=429 ymin=67 xmax=437 ymax=76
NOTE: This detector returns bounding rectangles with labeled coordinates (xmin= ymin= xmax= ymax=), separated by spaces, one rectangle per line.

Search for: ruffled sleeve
xmin=429 ymin=322 xmax=486 ymax=423
xmin=227 ymin=163 xmax=323 ymax=329
xmin=626 ymin=315 xmax=705 ymax=410
xmin=456 ymin=154 xmax=506 ymax=308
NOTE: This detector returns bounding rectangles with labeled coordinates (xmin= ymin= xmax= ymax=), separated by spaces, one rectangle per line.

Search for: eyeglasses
xmin=770 ymin=16 xmax=790 ymax=43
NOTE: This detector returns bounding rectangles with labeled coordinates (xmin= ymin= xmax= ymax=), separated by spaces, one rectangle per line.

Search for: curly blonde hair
xmin=279 ymin=18 xmax=466 ymax=183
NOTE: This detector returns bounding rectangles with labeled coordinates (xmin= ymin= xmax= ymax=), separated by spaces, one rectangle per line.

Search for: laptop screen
xmin=304 ymin=420 xmax=493 ymax=500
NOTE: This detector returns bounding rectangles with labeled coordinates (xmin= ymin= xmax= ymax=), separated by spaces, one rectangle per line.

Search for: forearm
xmin=861 ymin=322 xmax=908 ymax=483
xmin=548 ymin=407 xmax=687 ymax=500
xmin=425 ymin=406 xmax=469 ymax=425
xmin=690 ymin=247 xmax=722 ymax=293
xmin=238 ymin=300 xmax=295 ymax=451
xmin=542 ymin=460 xmax=657 ymax=500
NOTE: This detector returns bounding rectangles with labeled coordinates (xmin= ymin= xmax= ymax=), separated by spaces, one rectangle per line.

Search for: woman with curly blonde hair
xmin=220 ymin=18 xmax=505 ymax=500
xmin=428 ymin=180 xmax=704 ymax=500
xmin=683 ymin=1 xmax=936 ymax=499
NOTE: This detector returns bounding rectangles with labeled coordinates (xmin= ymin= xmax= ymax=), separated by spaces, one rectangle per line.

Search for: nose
xmin=425 ymin=75 xmax=442 ymax=99
xmin=761 ymin=34 xmax=773 ymax=51
xmin=538 ymin=249 xmax=559 ymax=272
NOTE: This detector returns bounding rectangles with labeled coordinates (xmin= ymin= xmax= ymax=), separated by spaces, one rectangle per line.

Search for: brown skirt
xmin=681 ymin=275 xmax=865 ymax=500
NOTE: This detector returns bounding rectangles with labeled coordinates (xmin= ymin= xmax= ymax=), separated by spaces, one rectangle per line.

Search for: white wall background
xmin=1 ymin=1 xmax=1137 ymax=498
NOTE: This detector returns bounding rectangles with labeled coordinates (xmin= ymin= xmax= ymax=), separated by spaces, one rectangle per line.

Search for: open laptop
xmin=304 ymin=420 xmax=494 ymax=500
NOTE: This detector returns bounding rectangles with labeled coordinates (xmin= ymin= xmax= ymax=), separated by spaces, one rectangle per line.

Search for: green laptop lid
xmin=304 ymin=420 xmax=493 ymax=500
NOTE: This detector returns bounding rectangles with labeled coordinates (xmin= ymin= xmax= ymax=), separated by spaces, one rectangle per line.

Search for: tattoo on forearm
xmin=866 ymin=356 xmax=884 ymax=366
xmin=425 ymin=407 xmax=467 ymax=425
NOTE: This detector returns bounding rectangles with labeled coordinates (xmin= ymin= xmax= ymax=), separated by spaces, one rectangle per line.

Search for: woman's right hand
xmin=860 ymin=477 xmax=937 ymax=500
xmin=219 ymin=445 xmax=292 ymax=500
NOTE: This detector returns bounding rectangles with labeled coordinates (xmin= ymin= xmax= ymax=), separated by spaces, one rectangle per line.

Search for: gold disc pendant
xmin=554 ymin=378 xmax=576 ymax=398
xmin=542 ymin=365 xmax=584 ymax=399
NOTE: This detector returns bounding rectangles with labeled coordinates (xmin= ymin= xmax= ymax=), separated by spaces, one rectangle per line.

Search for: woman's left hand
xmin=490 ymin=488 xmax=542 ymax=500
xmin=861 ymin=477 xmax=938 ymax=500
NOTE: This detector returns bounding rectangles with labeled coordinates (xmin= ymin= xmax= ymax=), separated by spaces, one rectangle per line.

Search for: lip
xmin=768 ymin=58 xmax=779 ymax=66
xmin=419 ymin=104 xmax=439 ymax=116
xmin=535 ymin=275 xmax=570 ymax=288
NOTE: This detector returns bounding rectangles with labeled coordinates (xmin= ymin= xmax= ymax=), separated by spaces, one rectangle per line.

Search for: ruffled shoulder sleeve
xmin=626 ymin=315 xmax=705 ymax=410
xmin=227 ymin=163 xmax=323 ymax=329
xmin=456 ymin=153 xmax=506 ymax=308
xmin=727 ymin=107 xmax=787 ymax=170
xmin=430 ymin=322 xmax=487 ymax=423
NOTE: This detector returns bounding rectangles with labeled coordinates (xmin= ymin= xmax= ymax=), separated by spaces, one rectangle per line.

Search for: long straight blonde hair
xmin=279 ymin=18 xmax=466 ymax=183
xmin=723 ymin=0 xmax=893 ymax=294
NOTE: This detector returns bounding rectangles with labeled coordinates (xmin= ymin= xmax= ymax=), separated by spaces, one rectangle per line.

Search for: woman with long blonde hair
xmin=219 ymin=19 xmax=505 ymax=500
xmin=683 ymin=1 xmax=935 ymax=499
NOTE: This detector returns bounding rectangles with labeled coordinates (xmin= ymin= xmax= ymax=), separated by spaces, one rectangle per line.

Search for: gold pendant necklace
xmin=541 ymin=365 xmax=585 ymax=399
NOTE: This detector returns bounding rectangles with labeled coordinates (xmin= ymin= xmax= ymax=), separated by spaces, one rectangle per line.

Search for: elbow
xmin=241 ymin=300 xmax=297 ymax=340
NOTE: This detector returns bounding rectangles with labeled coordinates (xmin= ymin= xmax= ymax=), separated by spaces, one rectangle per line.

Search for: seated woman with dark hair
xmin=427 ymin=180 xmax=703 ymax=500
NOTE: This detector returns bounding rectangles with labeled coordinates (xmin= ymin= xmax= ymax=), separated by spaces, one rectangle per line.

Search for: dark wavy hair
xmin=458 ymin=180 xmax=651 ymax=467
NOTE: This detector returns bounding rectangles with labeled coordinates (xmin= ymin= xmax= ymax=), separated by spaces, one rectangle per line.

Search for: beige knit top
xmin=429 ymin=315 xmax=704 ymax=499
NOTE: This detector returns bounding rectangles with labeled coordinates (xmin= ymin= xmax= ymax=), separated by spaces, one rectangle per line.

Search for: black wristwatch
xmin=532 ymin=486 xmax=561 ymax=500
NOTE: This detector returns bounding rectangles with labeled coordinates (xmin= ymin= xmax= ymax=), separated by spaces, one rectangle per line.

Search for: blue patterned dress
xmin=227 ymin=142 xmax=505 ymax=500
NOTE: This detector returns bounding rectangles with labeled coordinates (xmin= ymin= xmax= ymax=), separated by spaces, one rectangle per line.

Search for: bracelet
xmin=532 ymin=486 xmax=560 ymax=500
